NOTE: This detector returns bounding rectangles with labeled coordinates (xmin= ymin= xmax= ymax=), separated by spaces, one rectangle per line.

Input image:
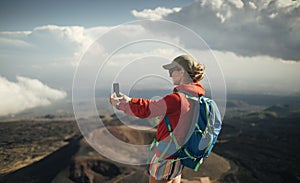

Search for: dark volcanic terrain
xmin=214 ymin=104 xmax=300 ymax=183
xmin=0 ymin=119 xmax=79 ymax=175
xmin=0 ymin=95 xmax=300 ymax=182
xmin=0 ymin=117 xmax=230 ymax=183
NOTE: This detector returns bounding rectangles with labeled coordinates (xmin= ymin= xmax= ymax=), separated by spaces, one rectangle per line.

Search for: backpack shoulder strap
xmin=163 ymin=115 xmax=173 ymax=132
xmin=177 ymin=90 xmax=203 ymax=102
xmin=154 ymin=115 xmax=180 ymax=161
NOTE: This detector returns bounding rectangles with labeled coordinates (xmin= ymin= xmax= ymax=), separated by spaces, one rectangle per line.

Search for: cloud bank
xmin=1 ymin=17 xmax=299 ymax=98
xmin=0 ymin=25 xmax=111 ymax=90
xmin=132 ymin=0 xmax=300 ymax=61
xmin=0 ymin=25 xmax=110 ymax=66
xmin=131 ymin=7 xmax=181 ymax=20
xmin=0 ymin=76 xmax=67 ymax=116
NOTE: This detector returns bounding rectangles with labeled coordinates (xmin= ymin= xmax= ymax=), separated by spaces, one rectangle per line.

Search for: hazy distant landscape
xmin=0 ymin=93 xmax=300 ymax=183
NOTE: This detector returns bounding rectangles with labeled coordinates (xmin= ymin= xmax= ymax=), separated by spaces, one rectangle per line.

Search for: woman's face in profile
xmin=170 ymin=69 xmax=184 ymax=85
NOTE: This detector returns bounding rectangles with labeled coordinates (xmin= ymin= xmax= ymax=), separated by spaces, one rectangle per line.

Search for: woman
xmin=110 ymin=55 xmax=205 ymax=183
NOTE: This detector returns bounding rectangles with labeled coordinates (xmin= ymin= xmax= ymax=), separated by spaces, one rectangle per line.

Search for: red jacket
xmin=118 ymin=82 xmax=205 ymax=146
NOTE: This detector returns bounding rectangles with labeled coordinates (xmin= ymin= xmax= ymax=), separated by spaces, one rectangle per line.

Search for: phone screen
xmin=113 ymin=83 xmax=121 ymax=97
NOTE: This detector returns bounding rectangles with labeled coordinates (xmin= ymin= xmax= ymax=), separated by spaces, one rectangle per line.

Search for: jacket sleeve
xmin=118 ymin=93 xmax=181 ymax=118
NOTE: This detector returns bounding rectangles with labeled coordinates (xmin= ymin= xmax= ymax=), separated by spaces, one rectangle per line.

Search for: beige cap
xmin=162 ymin=55 xmax=198 ymax=73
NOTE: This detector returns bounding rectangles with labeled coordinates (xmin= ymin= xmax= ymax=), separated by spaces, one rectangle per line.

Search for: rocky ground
xmin=214 ymin=104 xmax=300 ymax=183
xmin=0 ymin=118 xmax=79 ymax=175
xmin=0 ymin=117 xmax=231 ymax=183
xmin=1 ymin=101 xmax=299 ymax=182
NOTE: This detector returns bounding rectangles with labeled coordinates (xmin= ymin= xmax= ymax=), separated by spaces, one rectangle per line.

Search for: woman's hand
xmin=110 ymin=92 xmax=131 ymax=108
xmin=110 ymin=93 xmax=120 ymax=107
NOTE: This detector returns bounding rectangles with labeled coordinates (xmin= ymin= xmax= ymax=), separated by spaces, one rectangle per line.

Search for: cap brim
xmin=162 ymin=63 xmax=177 ymax=70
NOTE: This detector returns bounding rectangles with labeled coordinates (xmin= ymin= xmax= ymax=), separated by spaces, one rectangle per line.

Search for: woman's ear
xmin=182 ymin=70 xmax=193 ymax=83
xmin=179 ymin=69 xmax=185 ymax=75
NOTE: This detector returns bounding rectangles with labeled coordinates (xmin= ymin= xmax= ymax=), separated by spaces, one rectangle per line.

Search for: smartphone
xmin=113 ymin=83 xmax=121 ymax=97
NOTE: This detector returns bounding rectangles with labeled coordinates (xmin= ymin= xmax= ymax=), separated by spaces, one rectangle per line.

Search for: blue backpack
xmin=149 ymin=90 xmax=222 ymax=172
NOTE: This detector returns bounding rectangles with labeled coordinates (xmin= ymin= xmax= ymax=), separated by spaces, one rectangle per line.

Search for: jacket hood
xmin=174 ymin=82 xmax=205 ymax=96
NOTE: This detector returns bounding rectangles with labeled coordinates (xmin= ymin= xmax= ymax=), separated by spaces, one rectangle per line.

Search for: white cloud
xmin=200 ymin=0 xmax=236 ymax=22
xmin=0 ymin=37 xmax=31 ymax=48
xmin=248 ymin=1 xmax=257 ymax=9
xmin=28 ymin=25 xmax=94 ymax=61
xmin=164 ymin=0 xmax=300 ymax=61
xmin=269 ymin=12 xmax=278 ymax=19
xmin=0 ymin=25 xmax=111 ymax=65
xmin=228 ymin=0 xmax=244 ymax=9
xmin=0 ymin=25 xmax=113 ymax=90
xmin=0 ymin=31 xmax=32 ymax=49
xmin=0 ymin=76 xmax=67 ymax=116
xmin=213 ymin=50 xmax=300 ymax=95
xmin=201 ymin=0 xmax=243 ymax=10
xmin=1 ymin=19 xmax=299 ymax=98
xmin=131 ymin=7 xmax=181 ymax=20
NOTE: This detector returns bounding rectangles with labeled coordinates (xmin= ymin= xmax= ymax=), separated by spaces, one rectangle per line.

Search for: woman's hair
xmin=187 ymin=63 xmax=205 ymax=82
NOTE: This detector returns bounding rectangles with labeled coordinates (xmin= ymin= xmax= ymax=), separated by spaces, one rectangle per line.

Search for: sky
xmin=0 ymin=0 xmax=194 ymax=30
xmin=0 ymin=0 xmax=300 ymax=116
